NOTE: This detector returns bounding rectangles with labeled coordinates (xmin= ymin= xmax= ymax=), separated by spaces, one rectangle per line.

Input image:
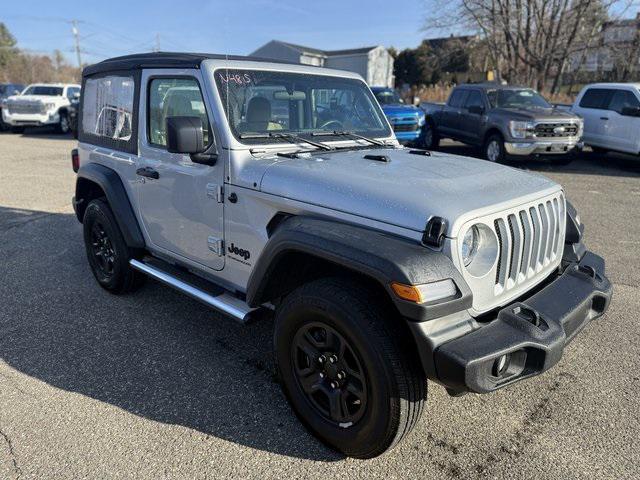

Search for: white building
xmin=250 ymin=40 xmax=394 ymax=87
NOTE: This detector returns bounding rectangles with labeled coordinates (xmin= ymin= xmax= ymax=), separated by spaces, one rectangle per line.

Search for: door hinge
xmin=207 ymin=236 xmax=224 ymax=256
xmin=206 ymin=183 xmax=224 ymax=203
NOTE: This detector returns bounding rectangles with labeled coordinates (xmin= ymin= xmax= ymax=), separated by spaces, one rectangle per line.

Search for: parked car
xmin=370 ymin=86 xmax=425 ymax=145
xmin=2 ymin=83 xmax=80 ymax=134
xmin=0 ymin=83 xmax=25 ymax=131
xmin=571 ymin=83 xmax=640 ymax=156
xmin=421 ymin=84 xmax=583 ymax=162
xmin=68 ymin=91 xmax=80 ymax=138
xmin=72 ymin=53 xmax=611 ymax=458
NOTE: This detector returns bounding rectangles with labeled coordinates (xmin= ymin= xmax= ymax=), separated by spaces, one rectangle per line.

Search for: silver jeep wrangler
xmin=72 ymin=53 xmax=612 ymax=458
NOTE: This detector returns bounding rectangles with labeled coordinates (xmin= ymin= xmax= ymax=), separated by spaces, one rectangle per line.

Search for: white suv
xmin=2 ymin=83 xmax=80 ymax=134
xmin=571 ymin=83 xmax=640 ymax=156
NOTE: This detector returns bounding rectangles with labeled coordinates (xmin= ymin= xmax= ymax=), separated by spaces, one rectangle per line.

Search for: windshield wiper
xmin=239 ymin=132 xmax=334 ymax=151
xmin=311 ymin=130 xmax=386 ymax=147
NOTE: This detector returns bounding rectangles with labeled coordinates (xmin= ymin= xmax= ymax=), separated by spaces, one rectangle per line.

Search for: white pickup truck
xmin=571 ymin=83 xmax=640 ymax=156
xmin=2 ymin=83 xmax=80 ymax=134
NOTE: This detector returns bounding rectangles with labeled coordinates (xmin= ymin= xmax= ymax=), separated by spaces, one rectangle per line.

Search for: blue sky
xmin=3 ymin=0 xmax=436 ymax=66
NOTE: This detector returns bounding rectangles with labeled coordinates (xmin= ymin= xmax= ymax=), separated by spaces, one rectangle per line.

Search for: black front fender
xmin=246 ymin=216 xmax=472 ymax=321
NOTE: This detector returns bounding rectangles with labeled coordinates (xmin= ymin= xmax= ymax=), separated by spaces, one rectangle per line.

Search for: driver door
xmin=135 ymin=70 xmax=225 ymax=271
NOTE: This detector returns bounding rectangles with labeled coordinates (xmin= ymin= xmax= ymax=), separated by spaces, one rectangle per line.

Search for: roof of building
xmin=255 ymin=40 xmax=380 ymax=58
xmin=82 ymin=51 xmax=300 ymax=77
xmin=275 ymin=41 xmax=327 ymax=56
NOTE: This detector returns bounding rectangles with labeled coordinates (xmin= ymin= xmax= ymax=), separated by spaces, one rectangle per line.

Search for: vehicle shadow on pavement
xmin=0 ymin=207 xmax=342 ymax=462
xmin=434 ymin=143 xmax=640 ymax=178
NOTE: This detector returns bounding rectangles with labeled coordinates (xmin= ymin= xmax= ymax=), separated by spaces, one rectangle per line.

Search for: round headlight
xmin=460 ymin=223 xmax=499 ymax=277
xmin=461 ymin=225 xmax=479 ymax=266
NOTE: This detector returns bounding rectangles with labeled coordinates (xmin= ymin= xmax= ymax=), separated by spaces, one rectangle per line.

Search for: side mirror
xmin=468 ymin=105 xmax=484 ymax=115
xmin=12 ymin=90 xmax=20 ymax=96
xmin=166 ymin=116 xmax=217 ymax=165
xmin=620 ymin=106 xmax=640 ymax=117
xmin=72 ymin=92 xmax=81 ymax=100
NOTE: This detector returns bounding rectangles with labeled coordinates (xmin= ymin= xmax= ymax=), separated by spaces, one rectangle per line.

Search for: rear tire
xmin=484 ymin=134 xmax=506 ymax=163
xmin=83 ymin=198 xmax=144 ymax=294
xmin=274 ymin=277 xmax=427 ymax=458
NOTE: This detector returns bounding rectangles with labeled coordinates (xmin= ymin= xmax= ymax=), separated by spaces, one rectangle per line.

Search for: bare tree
xmin=424 ymin=0 xmax=631 ymax=90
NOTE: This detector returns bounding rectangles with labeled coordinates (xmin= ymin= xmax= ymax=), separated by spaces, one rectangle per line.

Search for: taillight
xmin=71 ymin=148 xmax=79 ymax=173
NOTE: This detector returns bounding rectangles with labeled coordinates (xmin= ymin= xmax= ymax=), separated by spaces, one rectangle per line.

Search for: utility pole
xmin=71 ymin=19 xmax=82 ymax=68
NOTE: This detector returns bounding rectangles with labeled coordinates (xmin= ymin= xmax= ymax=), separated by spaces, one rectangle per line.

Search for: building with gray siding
xmin=251 ymin=40 xmax=394 ymax=87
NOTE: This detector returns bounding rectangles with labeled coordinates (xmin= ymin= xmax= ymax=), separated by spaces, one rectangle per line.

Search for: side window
xmin=82 ymin=76 xmax=135 ymax=141
xmin=607 ymin=90 xmax=640 ymax=114
xmin=464 ymin=90 xmax=483 ymax=109
xmin=579 ymin=88 xmax=612 ymax=109
xmin=448 ymin=90 xmax=468 ymax=108
xmin=148 ymin=78 xmax=211 ymax=148
xmin=66 ymin=87 xmax=80 ymax=100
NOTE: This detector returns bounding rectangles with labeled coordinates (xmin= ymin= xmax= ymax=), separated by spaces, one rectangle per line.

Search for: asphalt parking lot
xmin=0 ymin=131 xmax=639 ymax=479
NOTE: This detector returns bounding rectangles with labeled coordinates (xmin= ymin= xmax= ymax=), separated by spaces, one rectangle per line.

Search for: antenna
xmin=154 ymin=33 xmax=160 ymax=52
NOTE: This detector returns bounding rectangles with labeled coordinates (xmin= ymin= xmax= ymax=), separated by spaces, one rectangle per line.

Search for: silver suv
xmin=71 ymin=53 xmax=611 ymax=458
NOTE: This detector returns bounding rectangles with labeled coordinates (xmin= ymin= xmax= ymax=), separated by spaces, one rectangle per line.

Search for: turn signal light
xmin=391 ymin=279 xmax=457 ymax=304
xmin=391 ymin=283 xmax=422 ymax=303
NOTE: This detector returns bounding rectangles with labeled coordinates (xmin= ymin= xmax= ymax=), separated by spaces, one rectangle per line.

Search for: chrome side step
xmin=129 ymin=259 xmax=256 ymax=323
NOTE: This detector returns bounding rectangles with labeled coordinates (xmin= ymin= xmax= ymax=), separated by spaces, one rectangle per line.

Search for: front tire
xmin=56 ymin=111 xmax=70 ymax=134
xmin=484 ymin=134 xmax=506 ymax=162
xmin=83 ymin=198 xmax=144 ymax=294
xmin=274 ymin=278 xmax=427 ymax=458
xmin=421 ymin=122 xmax=440 ymax=150
xmin=590 ymin=146 xmax=608 ymax=155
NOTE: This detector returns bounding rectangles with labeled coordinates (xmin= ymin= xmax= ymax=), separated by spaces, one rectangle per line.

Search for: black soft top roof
xmin=82 ymin=52 xmax=298 ymax=77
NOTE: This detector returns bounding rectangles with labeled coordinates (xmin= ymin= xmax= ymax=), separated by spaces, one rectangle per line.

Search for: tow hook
xmin=512 ymin=305 xmax=542 ymax=328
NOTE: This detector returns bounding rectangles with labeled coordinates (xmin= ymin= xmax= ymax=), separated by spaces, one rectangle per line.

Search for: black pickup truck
xmin=421 ymin=84 xmax=583 ymax=162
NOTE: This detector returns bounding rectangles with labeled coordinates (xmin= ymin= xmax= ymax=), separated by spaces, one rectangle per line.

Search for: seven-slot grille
xmin=393 ymin=123 xmax=419 ymax=132
xmin=493 ymin=193 xmax=565 ymax=295
xmin=534 ymin=122 xmax=578 ymax=138
xmin=6 ymin=102 xmax=42 ymax=114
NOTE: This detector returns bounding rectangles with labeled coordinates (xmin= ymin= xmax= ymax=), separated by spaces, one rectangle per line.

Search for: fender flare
xmin=75 ymin=162 xmax=145 ymax=249
xmin=246 ymin=216 xmax=472 ymax=321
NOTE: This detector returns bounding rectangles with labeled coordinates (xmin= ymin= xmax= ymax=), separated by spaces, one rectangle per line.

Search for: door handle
xmin=600 ymin=117 xmax=609 ymax=120
xmin=136 ymin=167 xmax=159 ymax=179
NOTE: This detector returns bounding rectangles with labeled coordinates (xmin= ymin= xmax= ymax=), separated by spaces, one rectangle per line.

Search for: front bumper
xmin=505 ymin=139 xmax=582 ymax=156
xmin=411 ymin=251 xmax=611 ymax=394
xmin=1 ymin=110 xmax=59 ymax=127
xmin=394 ymin=129 xmax=422 ymax=143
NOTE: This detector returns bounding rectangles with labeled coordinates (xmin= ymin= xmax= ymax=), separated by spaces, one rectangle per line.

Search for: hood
xmin=381 ymin=104 xmax=423 ymax=118
xmin=492 ymin=106 xmax=579 ymax=121
xmin=6 ymin=95 xmax=61 ymax=103
xmin=259 ymin=148 xmax=559 ymax=235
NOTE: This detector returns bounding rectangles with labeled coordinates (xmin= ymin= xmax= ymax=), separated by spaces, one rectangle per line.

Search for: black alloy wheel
xmin=90 ymin=221 xmax=117 ymax=279
xmin=292 ymin=321 xmax=368 ymax=427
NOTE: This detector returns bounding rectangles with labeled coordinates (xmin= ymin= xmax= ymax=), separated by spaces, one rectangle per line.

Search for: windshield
xmin=374 ymin=89 xmax=403 ymax=105
xmin=215 ymin=69 xmax=391 ymax=144
xmin=487 ymin=89 xmax=550 ymax=109
xmin=23 ymin=86 xmax=63 ymax=96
